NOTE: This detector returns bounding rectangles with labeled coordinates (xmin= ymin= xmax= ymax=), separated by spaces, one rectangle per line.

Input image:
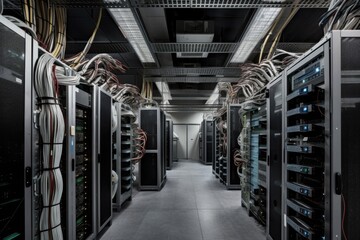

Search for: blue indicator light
xmin=302 ymin=87 xmax=308 ymax=93
xmin=303 ymin=107 xmax=308 ymax=112
xmin=315 ymin=67 xmax=320 ymax=72
xmin=303 ymin=147 xmax=308 ymax=152
xmin=303 ymin=125 xmax=308 ymax=130
xmin=302 ymin=79 xmax=306 ymax=83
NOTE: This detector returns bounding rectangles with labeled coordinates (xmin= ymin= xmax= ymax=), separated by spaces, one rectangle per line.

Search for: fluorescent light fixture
xmin=108 ymin=8 xmax=155 ymax=63
xmin=206 ymin=85 xmax=219 ymax=104
xmin=155 ymin=81 xmax=172 ymax=101
xmin=230 ymin=7 xmax=282 ymax=63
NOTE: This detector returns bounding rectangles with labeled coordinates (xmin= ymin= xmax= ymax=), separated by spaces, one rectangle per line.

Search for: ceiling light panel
xmin=109 ymin=8 xmax=155 ymax=63
xmin=230 ymin=7 xmax=282 ymax=63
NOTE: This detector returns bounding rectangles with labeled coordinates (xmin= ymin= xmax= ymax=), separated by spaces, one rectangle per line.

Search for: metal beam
xmin=154 ymin=96 xmax=210 ymax=100
xmin=145 ymin=76 xmax=239 ymax=83
xmin=51 ymin=0 xmax=329 ymax=8
xmin=144 ymin=67 xmax=241 ymax=77
xmin=152 ymin=43 xmax=238 ymax=53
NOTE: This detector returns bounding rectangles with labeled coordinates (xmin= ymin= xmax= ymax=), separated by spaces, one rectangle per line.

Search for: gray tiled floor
xmin=100 ymin=160 xmax=265 ymax=240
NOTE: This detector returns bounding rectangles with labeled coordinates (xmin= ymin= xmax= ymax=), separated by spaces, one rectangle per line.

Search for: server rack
xmin=266 ymin=74 xmax=284 ymax=240
xmin=284 ymin=30 xmax=360 ymax=240
xmin=199 ymin=122 xmax=203 ymax=162
xmin=249 ymin=105 xmax=267 ymax=225
xmin=139 ymin=107 xmax=166 ymax=190
xmin=96 ymin=87 xmax=113 ymax=233
xmin=330 ymin=30 xmax=360 ymax=240
xmin=284 ymin=36 xmax=328 ymax=240
xmin=240 ymin=109 xmax=251 ymax=211
xmin=226 ymin=104 xmax=242 ymax=189
xmin=113 ymin=103 xmax=133 ymax=211
xmin=218 ymin=113 xmax=227 ymax=185
xmin=213 ymin=119 xmax=220 ymax=178
xmin=200 ymin=119 xmax=214 ymax=165
xmin=74 ymin=84 xmax=97 ymax=240
xmin=0 ymin=16 xmax=32 ymax=240
xmin=165 ymin=119 xmax=173 ymax=170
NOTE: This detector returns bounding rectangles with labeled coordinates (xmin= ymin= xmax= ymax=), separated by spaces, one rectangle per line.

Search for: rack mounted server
xmin=165 ymin=118 xmax=173 ymax=170
xmin=283 ymin=30 xmax=360 ymax=240
xmin=266 ymin=74 xmax=284 ymax=240
xmin=113 ymin=103 xmax=134 ymax=211
xmin=226 ymin=104 xmax=242 ymax=190
xmin=200 ymin=119 xmax=214 ymax=165
xmin=139 ymin=107 xmax=167 ymax=190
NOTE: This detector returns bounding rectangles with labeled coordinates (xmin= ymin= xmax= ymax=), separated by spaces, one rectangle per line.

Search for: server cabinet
xmin=165 ymin=119 xmax=173 ymax=170
xmin=226 ymin=104 xmax=242 ymax=189
xmin=0 ymin=16 xmax=32 ymax=240
xmin=330 ymin=31 xmax=360 ymax=240
xmin=74 ymin=85 xmax=97 ymax=240
xmin=113 ymin=103 xmax=133 ymax=211
xmin=201 ymin=120 xmax=214 ymax=165
xmin=139 ymin=107 xmax=166 ymax=190
xmin=266 ymin=75 xmax=284 ymax=240
xmin=213 ymin=119 xmax=220 ymax=178
xmin=284 ymin=42 xmax=328 ymax=240
xmin=96 ymin=87 xmax=113 ymax=232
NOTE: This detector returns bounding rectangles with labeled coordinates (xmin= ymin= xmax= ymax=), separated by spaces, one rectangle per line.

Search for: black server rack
xmin=199 ymin=122 xmax=203 ymax=162
xmin=216 ymin=113 xmax=227 ymax=185
xmin=96 ymin=87 xmax=113 ymax=233
xmin=0 ymin=17 xmax=32 ymax=239
xmin=213 ymin=119 xmax=220 ymax=178
xmin=165 ymin=119 xmax=173 ymax=170
xmin=284 ymin=30 xmax=360 ymax=240
xmin=267 ymin=75 xmax=284 ymax=240
xmin=113 ymin=103 xmax=134 ymax=211
xmin=249 ymin=105 xmax=267 ymax=225
xmin=239 ymin=102 xmax=267 ymax=224
xmin=331 ymin=31 xmax=360 ymax=240
xmin=200 ymin=119 xmax=214 ymax=165
xmin=139 ymin=107 xmax=166 ymax=190
xmin=240 ymin=109 xmax=251 ymax=212
xmin=284 ymin=39 xmax=327 ymax=240
xmin=74 ymin=85 xmax=97 ymax=240
xmin=226 ymin=104 xmax=242 ymax=189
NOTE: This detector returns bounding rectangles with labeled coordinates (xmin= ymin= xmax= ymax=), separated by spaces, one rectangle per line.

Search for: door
xmin=187 ymin=125 xmax=200 ymax=160
xmin=173 ymin=125 xmax=187 ymax=159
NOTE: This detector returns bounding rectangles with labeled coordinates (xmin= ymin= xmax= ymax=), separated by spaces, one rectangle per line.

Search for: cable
xmin=341 ymin=194 xmax=348 ymax=240
xmin=35 ymin=53 xmax=65 ymax=240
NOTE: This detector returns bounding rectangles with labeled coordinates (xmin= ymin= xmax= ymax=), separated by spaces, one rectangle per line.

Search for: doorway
xmin=173 ymin=124 xmax=200 ymax=160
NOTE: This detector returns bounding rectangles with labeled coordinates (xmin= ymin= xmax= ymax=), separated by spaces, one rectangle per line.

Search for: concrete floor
xmin=100 ymin=160 xmax=265 ymax=240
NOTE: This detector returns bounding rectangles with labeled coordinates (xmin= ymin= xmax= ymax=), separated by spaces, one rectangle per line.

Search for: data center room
xmin=1 ymin=1 xmax=360 ymax=240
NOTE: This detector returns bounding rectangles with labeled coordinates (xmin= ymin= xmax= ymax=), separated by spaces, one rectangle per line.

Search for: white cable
xmin=112 ymin=104 xmax=118 ymax=133
xmin=35 ymin=53 xmax=65 ymax=240
xmin=111 ymin=170 xmax=119 ymax=199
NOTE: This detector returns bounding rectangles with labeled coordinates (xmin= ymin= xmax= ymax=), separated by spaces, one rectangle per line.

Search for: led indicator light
xmin=303 ymin=107 xmax=308 ymax=112
xmin=302 ymin=87 xmax=308 ymax=93
xmin=315 ymin=67 xmax=320 ymax=72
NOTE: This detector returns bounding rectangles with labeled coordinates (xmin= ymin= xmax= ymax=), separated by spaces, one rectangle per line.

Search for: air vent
xmin=176 ymin=20 xmax=214 ymax=58
xmin=179 ymin=53 xmax=206 ymax=58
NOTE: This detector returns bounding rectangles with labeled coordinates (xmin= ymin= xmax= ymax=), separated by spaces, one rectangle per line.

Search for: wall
xmin=168 ymin=112 xmax=204 ymax=125
xmin=169 ymin=112 xmax=204 ymax=160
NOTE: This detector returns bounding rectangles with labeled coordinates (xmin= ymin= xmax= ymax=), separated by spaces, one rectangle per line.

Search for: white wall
xmin=168 ymin=112 xmax=204 ymax=125
xmin=169 ymin=112 xmax=204 ymax=160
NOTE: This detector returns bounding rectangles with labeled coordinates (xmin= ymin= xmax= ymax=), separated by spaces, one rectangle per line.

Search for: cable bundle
xmin=35 ymin=53 xmax=64 ymax=240
xmin=25 ymin=0 xmax=67 ymax=58
xmin=320 ymin=0 xmax=360 ymax=33
xmin=234 ymin=49 xmax=300 ymax=102
xmin=132 ymin=127 xmax=147 ymax=164
xmin=34 ymin=53 xmax=80 ymax=240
